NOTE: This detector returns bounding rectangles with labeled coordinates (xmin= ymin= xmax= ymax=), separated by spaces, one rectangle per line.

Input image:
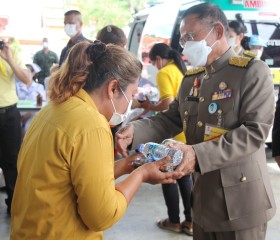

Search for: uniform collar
xmin=75 ymin=89 xmax=97 ymax=110
xmin=205 ymin=48 xmax=236 ymax=76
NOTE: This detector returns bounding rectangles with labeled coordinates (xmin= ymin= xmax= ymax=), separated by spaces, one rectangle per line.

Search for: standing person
xmin=10 ymin=41 xmax=182 ymax=239
xmin=96 ymin=24 xmax=128 ymax=159
xmin=140 ymin=43 xmax=193 ymax=235
xmin=272 ymin=87 xmax=280 ymax=168
xmin=33 ymin=38 xmax=58 ymax=85
xmin=228 ymin=20 xmax=246 ymax=56
xmin=0 ymin=39 xmax=30 ymax=215
xmin=59 ymin=10 xmax=88 ymax=66
xmin=117 ymin=3 xmax=276 ymax=240
xmin=96 ymin=25 xmax=127 ymax=47
xmin=249 ymin=35 xmax=267 ymax=60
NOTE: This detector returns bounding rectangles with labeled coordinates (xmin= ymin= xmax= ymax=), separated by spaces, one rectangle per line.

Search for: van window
xmin=128 ymin=21 xmax=145 ymax=56
xmin=138 ymin=3 xmax=180 ymax=65
xmin=245 ymin=22 xmax=280 ymax=68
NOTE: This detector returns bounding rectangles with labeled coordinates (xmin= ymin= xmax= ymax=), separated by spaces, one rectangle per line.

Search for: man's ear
xmin=107 ymin=79 xmax=119 ymax=99
xmin=214 ymin=22 xmax=224 ymax=40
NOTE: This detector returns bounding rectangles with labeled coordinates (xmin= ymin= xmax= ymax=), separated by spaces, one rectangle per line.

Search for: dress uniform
xmin=129 ymin=48 xmax=276 ymax=234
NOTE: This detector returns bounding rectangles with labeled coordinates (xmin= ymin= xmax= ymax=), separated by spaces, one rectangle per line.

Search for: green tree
xmin=76 ymin=0 xmax=160 ymax=38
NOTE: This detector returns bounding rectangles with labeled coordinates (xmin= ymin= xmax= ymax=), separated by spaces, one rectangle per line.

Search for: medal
xmin=217 ymin=109 xmax=223 ymax=127
xmin=208 ymin=102 xmax=218 ymax=114
xmin=193 ymin=77 xmax=200 ymax=97
xmin=219 ymin=82 xmax=227 ymax=90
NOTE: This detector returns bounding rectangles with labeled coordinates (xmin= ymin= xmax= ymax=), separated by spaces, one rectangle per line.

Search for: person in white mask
xmin=116 ymin=3 xmax=276 ymax=240
xmin=10 ymin=40 xmax=183 ymax=240
xmin=33 ymin=38 xmax=58 ymax=85
xmin=228 ymin=20 xmax=246 ymax=56
xmin=249 ymin=34 xmax=267 ymax=60
xmin=59 ymin=10 xmax=88 ymax=66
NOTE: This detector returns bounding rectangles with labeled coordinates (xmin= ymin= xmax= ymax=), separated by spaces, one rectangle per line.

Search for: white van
xmin=127 ymin=0 xmax=280 ymax=145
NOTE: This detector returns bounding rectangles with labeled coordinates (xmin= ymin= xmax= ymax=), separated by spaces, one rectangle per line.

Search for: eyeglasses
xmin=179 ymin=32 xmax=196 ymax=47
xmin=179 ymin=26 xmax=214 ymax=48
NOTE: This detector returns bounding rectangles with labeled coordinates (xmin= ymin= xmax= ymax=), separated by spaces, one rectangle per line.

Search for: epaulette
xmin=186 ymin=67 xmax=205 ymax=76
xmin=229 ymin=56 xmax=253 ymax=68
xmin=243 ymin=50 xmax=257 ymax=58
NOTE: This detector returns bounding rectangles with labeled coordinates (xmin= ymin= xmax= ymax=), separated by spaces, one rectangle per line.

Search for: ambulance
xmin=127 ymin=0 xmax=280 ymax=145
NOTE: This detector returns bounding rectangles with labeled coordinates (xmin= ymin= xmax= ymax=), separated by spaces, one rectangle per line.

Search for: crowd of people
xmin=0 ymin=3 xmax=279 ymax=240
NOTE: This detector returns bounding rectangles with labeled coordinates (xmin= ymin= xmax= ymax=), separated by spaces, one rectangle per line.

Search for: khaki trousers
xmin=193 ymin=222 xmax=267 ymax=240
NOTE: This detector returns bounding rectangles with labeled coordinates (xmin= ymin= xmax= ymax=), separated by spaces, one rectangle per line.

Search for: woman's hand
xmin=114 ymin=152 xmax=143 ymax=179
xmin=135 ymin=156 xmax=184 ymax=184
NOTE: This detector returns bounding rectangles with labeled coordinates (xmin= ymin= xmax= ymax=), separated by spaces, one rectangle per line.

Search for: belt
xmin=0 ymin=104 xmax=17 ymax=114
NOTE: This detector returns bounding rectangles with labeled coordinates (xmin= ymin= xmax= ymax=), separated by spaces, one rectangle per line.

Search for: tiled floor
xmin=1 ymin=148 xmax=279 ymax=240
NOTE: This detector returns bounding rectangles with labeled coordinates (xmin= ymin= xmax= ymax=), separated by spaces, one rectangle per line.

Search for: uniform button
xmin=199 ymin=97 xmax=205 ymax=102
xmin=197 ymin=121 xmax=203 ymax=127
xmin=217 ymin=109 xmax=223 ymax=114
xmin=240 ymin=176 xmax=247 ymax=182
xmin=184 ymin=111 xmax=188 ymax=116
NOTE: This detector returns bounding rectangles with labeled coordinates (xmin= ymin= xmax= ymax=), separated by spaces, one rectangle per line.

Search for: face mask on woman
xmin=228 ymin=37 xmax=237 ymax=49
xmin=182 ymin=27 xmax=216 ymax=67
xmin=64 ymin=24 xmax=78 ymax=37
xmin=109 ymin=87 xmax=132 ymax=126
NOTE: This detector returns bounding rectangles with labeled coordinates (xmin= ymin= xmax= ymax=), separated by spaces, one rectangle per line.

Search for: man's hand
xmin=169 ymin=143 xmax=196 ymax=175
xmin=116 ymin=125 xmax=134 ymax=157
xmin=275 ymin=156 xmax=280 ymax=168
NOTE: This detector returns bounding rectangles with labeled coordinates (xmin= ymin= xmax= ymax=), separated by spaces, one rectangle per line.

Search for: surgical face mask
xmin=228 ymin=37 xmax=237 ymax=49
xmin=182 ymin=27 xmax=216 ymax=67
xmin=251 ymin=49 xmax=263 ymax=59
xmin=109 ymin=87 xmax=132 ymax=126
xmin=64 ymin=24 xmax=78 ymax=37
xmin=42 ymin=42 xmax=48 ymax=48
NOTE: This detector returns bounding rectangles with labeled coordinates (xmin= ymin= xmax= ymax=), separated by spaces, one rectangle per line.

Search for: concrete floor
xmin=1 ymin=148 xmax=279 ymax=240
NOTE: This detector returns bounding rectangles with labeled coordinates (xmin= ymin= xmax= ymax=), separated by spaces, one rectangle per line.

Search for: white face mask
xmin=182 ymin=28 xmax=215 ymax=67
xmin=251 ymin=49 xmax=263 ymax=59
xmin=42 ymin=42 xmax=48 ymax=48
xmin=109 ymin=87 xmax=132 ymax=126
xmin=228 ymin=37 xmax=237 ymax=49
xmin=64 ymin=24 xmax=78 ymax=37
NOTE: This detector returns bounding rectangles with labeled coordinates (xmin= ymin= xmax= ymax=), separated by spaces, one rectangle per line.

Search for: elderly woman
xmin=10 ymin=41 xmax=182 ymax=239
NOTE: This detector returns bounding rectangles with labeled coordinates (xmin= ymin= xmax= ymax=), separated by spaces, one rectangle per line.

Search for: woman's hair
xmin=96 ymin=25 xmax=127 ymax=47
xmin=149 ymin=43 xmax=186 ymax=75
xmin=229 ymin=20 xmax=246 ymax=35
xmin=48 ymin=40 xmax=141 ymax=104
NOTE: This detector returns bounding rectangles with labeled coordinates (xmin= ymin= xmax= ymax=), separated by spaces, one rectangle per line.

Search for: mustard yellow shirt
xmin=0 ymin=48 xmax=25 ymax=107
xmin=11 ymin=89 xmax=127 ymax=240
xmin=156 ymin=62 xmax=186 ymax=143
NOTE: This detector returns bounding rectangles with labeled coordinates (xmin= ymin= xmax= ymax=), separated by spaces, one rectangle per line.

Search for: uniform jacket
xmin=130 ymin=48 xmax=276 ymax=231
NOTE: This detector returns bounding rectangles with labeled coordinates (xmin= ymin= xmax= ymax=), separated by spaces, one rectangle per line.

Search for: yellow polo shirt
xmin=156 ymin=62 xmax=186 ymax=143
xmin=11 ymin=89 xmax=127 ymax=240
xmin=0 ymin=48 xmax=25 ymax=107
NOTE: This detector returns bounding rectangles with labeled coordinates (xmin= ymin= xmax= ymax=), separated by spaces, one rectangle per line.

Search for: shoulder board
xmin=186 ymin=67 xmax=205 ymax=76
xmin=229 ymin=56 xmax=253 ymax=68
xmin=243 ymin=50 xmax=257 ymax=58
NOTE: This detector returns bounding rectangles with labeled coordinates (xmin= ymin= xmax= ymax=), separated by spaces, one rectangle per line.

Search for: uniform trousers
xmin=193 ymin=222 xmax=267 ymax=240
xmin=0 ymin=104 xmax=21 ymax=213
xmin=162 ymin=174 xmax=192 ymax=223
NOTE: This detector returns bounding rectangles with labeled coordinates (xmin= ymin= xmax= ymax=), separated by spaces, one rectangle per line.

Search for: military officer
xmin=116 ymin=3 xmax=276 ymax=240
